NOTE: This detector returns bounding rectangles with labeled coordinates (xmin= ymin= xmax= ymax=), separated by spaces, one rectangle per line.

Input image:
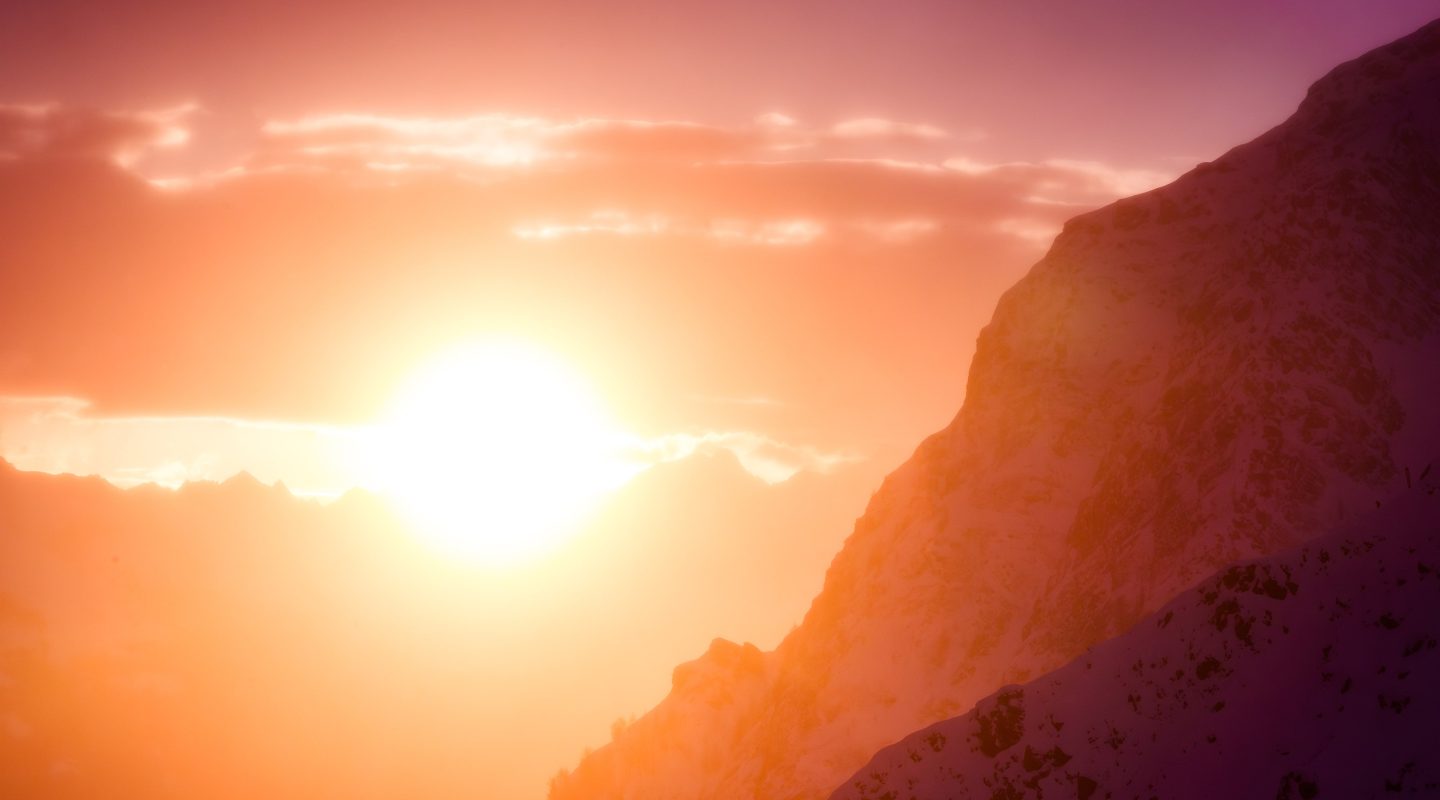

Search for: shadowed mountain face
xmin=832 ymin=485 xmax=1440 ymax=800
xmin=551 ymin=19 xmax=1440 ymax=800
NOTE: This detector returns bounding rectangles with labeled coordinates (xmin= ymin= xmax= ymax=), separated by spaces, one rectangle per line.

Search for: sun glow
xmin=365 ymin=340 xmax=640 ymax=564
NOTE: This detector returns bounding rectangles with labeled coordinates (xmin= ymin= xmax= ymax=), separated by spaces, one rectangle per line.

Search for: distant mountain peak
xmin=220 ymin=470 xmax=265 ymax=489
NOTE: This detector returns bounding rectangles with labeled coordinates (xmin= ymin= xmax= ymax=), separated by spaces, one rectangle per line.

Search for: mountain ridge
xmin=550 ymin=18 xmax=1440 ymax=800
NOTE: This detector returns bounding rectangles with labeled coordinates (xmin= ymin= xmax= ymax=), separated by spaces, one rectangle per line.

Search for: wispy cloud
xmin=513 ymin=211 xmax=827 ymax=246
xmin=3 ymin=102 xmax=1175 ymax=251
xmin=494 ymin=151 xmax=1172 ymax=247
xmin=635 ymin=430 xmax=860 ymax=484
xmin=941 ymin=155 xmax=1177 ymax=243
xmin=0 ymin=102 xmax=195 ymax=165
xmin=249 ymin=111 xmax=964 ymax=175
xmin=828 ymin=117 xmax=954 ymax=142
xmin=0 ymin=395 xmax=852 ymax=492
xmin=856 ymin=217 xmax=941 ymax=243
xmin=942 ymin=155 xmax=1175 ymax=199
xmin=0 ymin=395 xmax=362 ymax=497
xmin=0 ymin=102 xmax=1184 ymax=436
xmin=512 ymin=210 xmax=675 ymax=241
xmin=707 ymin=218 xmax=826 ymax=246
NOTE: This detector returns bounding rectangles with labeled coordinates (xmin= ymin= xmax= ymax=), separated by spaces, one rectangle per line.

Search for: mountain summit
xmin=550 ymin=18 xmax=1440 ymax=800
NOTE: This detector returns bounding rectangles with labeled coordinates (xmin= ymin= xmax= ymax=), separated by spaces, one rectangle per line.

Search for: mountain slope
xmin=550 ymin=19 xmax=1440 ymax=800
xmin=831 ymin=485 xmax=1440 ymax=800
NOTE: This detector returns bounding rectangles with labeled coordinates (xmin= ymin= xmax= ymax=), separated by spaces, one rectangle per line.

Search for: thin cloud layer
xmin=0 ymin=103 xmax=193 ymax=164
xmin=0 ymin=100 xmax=1182 ymax=480
xmin=0 ymin=395 xmax=848 ymax=493
xmin=0 ymin=395 xmax=362 ymax=497
xmin=943 ymin=156 xmax=1175 ymax=203
xmin=828 ymin=117 xmax=953 ymax=142
xmin=36 ymin=103 xmax=1178 ymax=248
xmin=513 ymin=211 xmax=829 ymax=247
xmin=253 ymin=111 xmax=960 ymax=171
xmin=498 ymin=155 xmax=1173 ymax=246
xmin=638 ymin=430 xmax=859 ymax=484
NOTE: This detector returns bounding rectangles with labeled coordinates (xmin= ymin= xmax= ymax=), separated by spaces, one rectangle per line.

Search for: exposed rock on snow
xmin=831 ymin=487 xmax=1440 ymax=800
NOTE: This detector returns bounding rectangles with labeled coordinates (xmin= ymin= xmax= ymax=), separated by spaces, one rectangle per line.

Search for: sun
xmin=364 ymin=340 xmax=640 ymax=564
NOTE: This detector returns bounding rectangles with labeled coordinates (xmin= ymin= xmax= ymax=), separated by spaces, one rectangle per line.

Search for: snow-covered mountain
xmin=550 ymin=19 xmax=1440 ymax=800
xmin=832 ymin=484 xmax=1440 ymax=800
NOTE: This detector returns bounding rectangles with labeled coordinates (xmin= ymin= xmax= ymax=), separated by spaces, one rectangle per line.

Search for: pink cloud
xmin=0 ymin=102 xmax=1186 ymax=432
xmin=249 ymin=111 xmax=972 ymax=174
xmin=943 ymin=156 xmax=1174 ymax=200
xmin=235 ymin=110 xmax=1174 ymax=247
xmin=636 ymin=429 xmax=859 ymax=483
xmin=0 ymin=104 xmax=1180 ymax=254
xmin=256 ymin=113 xmax=774 ymax=169
xmin=0 ymin=103 xmax=194 ymax=164
xmin=544 ymin=119 xmax=774 ymax=161
xmin=829 ymin=117 xmax=952 ymax=142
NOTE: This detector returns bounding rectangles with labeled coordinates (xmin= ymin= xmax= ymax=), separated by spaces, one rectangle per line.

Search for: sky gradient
xmin=3 ymin=1 xmax=1439 ymax=487
xmin=4 ymin=5 xmax=1440 ymax=800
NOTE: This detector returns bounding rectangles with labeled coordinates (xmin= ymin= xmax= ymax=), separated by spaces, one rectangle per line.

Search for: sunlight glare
xmin=365 ymin=340 xmax=641 ymax=564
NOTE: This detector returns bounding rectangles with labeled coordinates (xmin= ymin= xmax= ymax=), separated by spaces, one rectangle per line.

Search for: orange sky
xmin=0 ymin=109 xmax=1138 ymax=490
xmin=3 ymin=2 xmax=1438 ymax=492
xmin=4 ymin=5 xmax=1440 ymax=799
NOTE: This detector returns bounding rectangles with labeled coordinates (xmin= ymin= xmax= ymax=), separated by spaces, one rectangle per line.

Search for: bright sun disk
xmin=365 ymin=340 xmax=640 ymax=564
